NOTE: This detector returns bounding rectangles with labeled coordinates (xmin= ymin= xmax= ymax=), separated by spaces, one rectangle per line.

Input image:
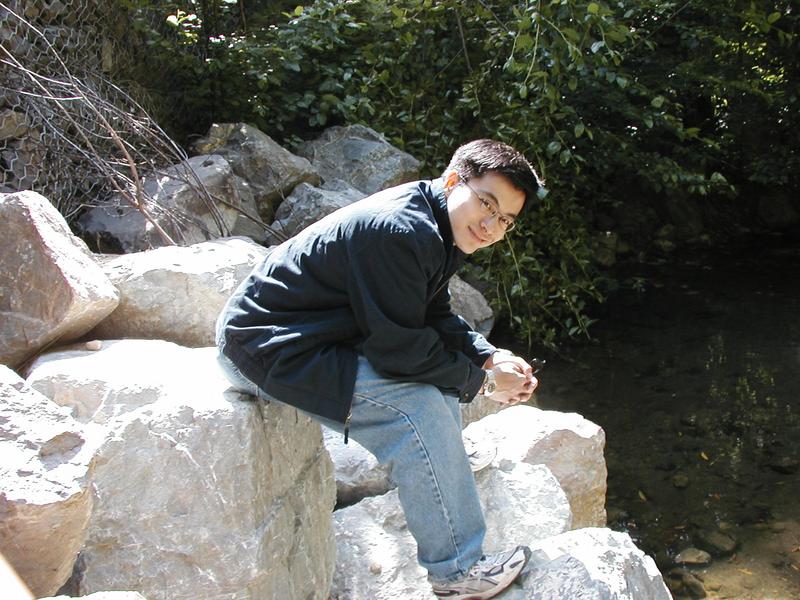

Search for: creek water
xmin=495 ymin=235 xmax=800 ymax=599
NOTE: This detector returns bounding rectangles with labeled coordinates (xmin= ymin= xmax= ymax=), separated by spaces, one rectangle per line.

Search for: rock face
xmin=192 ymin=122 xmax=320 ymax=221
xmin=0 ymin=191 xmax=119 ymax=369
xmin=330 ymin=463 xmax=571 ymax=600
xmin=518 ymin=528 xmax=673 ymax=600
xmin=25 ymin=340 xmax=336 ymax=600
xmin=267 ymin=179 xmax=365 ymax=244
xmin=89 ymin=237 xmax=268 ymax=347
xmin=448 ymin=275 xmax=495 ymax=338
xmin=0 ymin=365 xmax=98 ymax=597
xmin=77 ymin=154 xmax=244 ymax=253
xmin=463 ymin=405 xmax=607 ymax=528
xmin=297 ymin=125 xmax=420 ymax=194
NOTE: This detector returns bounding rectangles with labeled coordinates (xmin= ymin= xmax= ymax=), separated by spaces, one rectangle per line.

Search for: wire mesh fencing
xmin=0 ymin=0 xmax=230 ymax=246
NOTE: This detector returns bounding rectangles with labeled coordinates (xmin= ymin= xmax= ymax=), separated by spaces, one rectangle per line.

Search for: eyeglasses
xmin=460 ymin=178 xmax=517 ymax=232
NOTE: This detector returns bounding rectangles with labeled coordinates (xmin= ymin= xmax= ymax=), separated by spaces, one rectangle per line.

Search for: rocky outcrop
xmin=267 ymin=179 xmax=365 ymax=244
xmin=0 ymin=366 xmax=98 ymax=597
xmin=77 ymin=154 xmax=244 ymax=253
xmin=192 ymin=122 xmax=320 ymax=221
xmin=0 ymin=191 xmax=119 ymax=369
xmin=330 ymin=463 xmax=571 ymax=600
xmin=25 ymin=340 xmax=336 ymax=600
xmin=463 ymin=405 xmax=607 ymax=528
xmin=89 ymin=237 xmax=268 ymax=347
xmin=519 ymin=528 xmax=672 ymax=599
xmin=296 ymin=124 xmax=420 ymax=194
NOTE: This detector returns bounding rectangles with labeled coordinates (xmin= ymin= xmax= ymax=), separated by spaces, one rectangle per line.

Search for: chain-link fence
xmin=0 ymin=0 xmax=225 ymax=244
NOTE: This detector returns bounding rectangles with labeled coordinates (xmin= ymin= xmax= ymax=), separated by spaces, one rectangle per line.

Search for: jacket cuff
xmin=460 ymin=362 xmax=487 ymax=403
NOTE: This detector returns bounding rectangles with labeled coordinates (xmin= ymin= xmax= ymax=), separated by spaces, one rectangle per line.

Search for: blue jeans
xmin=215 ymin=345 xmax=486 ymax=582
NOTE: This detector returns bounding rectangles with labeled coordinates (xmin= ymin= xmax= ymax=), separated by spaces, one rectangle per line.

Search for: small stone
xmin=768 ymin=456 xmax=799 ymax=474
xmin=770 ymin=521 xmax=789 ymax=533
xmin=672 ymin=473 xmax=690 ymax=489
xmin=369 ymin=562 xmax=382 ymax=575
xmin=667 ymin=568 xmax=707 ymax=598
xmin=696 ymin=528 xmax=738 ymax=556
xmin=675 ymin=547 xmax=712 ymax=566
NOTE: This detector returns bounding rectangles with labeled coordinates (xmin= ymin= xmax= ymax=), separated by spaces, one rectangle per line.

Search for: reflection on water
xmin=496 ymin=236 xmax=800 ymax=599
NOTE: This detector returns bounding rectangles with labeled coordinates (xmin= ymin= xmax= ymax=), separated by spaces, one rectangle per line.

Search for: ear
xmin=443 ymin=169 xmax=460 ymax=191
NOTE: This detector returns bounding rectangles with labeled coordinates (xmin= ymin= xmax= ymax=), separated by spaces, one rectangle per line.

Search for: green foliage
xmin=121 ymin=0 xmax=799 ymax=349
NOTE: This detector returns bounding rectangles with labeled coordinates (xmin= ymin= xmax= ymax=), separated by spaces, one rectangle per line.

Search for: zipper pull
xmin=343 ymin=410 xmax=352 ymax=444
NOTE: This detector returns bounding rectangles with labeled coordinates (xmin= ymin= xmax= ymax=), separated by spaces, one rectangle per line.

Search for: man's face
xmin=445 ymin=170 xmax=525 ymax=254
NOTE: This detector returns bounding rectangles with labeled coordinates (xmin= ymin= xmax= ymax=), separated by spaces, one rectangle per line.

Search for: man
xmin=216 ymin=139 xmax=542 ymax=599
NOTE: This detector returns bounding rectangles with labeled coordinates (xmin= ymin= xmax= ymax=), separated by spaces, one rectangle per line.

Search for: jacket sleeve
xmin=425 ymin=284 xmax=496 ymax=366
xmin=346 ymin=226 xmax=486 ymax=402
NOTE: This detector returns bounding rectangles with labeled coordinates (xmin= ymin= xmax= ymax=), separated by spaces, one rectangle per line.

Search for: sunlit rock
xmin=0 ymin=365 xmax=99 ymax=597
xmin=191 ymin=122 xmax=320 ymax=221
xmin=296 ymin=124 xmax=420 ymax=194
xmin=25 ymin=340 xmax=336 ymax=600
xmin=515 ymin=528 xmax=672 ymax=600
xmin=0 ymin=191 xmax=119 ymax=369
xmin=267 ymin=179 xmax=365 ymax=244
xmin=463 ymin=405 xmax=607 ymax=528
xmin=330 ymin=463 xmax=570 ymax=600
xmin=88 ymin=237 xmax=268 ymax=347
xmin=77 ymin=155 xmax=245 ymax=253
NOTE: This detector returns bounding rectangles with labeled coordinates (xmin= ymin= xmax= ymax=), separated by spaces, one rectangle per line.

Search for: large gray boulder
xmin=296 ymin=125 xmax=421 ymax=194
xmin=0 ymin=191 xmax=119 ymax=369
xmin=25 ymin=340 xmax=336 ymax=600
xmin=77 ymin=154 xmax=244 ymax=253
xmin=89 ymin=237 xmax=268 ymax=347
xmin=0 ymin=366 xmax=99 ymax=597
xmin=330 ymin=463 xmax=571 ymax=600
xmin=267 ymin=179 xmax=365 ymax=244
xmin=463 ymin=406 xmax=607 ymax=529
xmin=192 ymin=122 xmax=320 ymax=221
xmin=518 ymin=528 xmax=672 ymax=600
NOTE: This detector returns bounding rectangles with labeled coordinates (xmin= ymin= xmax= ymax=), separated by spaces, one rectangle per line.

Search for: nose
xmin=480 ymin=214 xmax=502 ymax=235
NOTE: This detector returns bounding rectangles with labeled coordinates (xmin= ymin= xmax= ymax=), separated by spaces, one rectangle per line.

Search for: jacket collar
xmin=429 ymin=178 xmax=462 ymax=256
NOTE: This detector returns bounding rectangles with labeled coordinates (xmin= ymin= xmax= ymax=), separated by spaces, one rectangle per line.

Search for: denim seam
xmin=352 ymin=391 xmax=468 ymax=579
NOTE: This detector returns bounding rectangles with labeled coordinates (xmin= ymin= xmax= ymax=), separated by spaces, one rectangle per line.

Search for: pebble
xmin=369 ymin=562 xmax=382 ymax=575
xmin=696 ymin=529 xmax=738 ymax=556
xmin=767 ymin=456 xmax=799 ymax=474
xmin=666 ymin=568 xmax=707 ymax=599
xmin=672 ymin=473 xmax=690 ymax=489
xmin=675 ymin=547 xmax=712 ymax=566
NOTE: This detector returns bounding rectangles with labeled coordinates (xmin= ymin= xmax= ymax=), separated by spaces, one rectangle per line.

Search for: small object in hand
xmin=530 ymin=358 xmax=546 ymax=374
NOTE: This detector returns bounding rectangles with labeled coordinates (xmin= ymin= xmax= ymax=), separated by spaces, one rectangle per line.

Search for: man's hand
xmin=484 ymin=350 xmax=535 ymax=378
xmin=485 ymin=361 xmax=538 ymax=406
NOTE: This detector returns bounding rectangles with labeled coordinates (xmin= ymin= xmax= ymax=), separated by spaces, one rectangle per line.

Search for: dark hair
xmin=443 ymin=139 xmax=544 ymax=211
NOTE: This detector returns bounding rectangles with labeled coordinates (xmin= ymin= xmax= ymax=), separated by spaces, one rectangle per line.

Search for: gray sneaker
xmin=430 ymin=545 xmax=531 ymax=599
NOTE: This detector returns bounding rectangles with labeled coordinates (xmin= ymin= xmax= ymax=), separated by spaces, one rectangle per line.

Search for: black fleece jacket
xmin=217 ymin=178 xmax=495 ymax=424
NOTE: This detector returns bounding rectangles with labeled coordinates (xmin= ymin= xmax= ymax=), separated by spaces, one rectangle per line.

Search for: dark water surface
xmin=495 ymin=235 xmax=800 ymax=599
